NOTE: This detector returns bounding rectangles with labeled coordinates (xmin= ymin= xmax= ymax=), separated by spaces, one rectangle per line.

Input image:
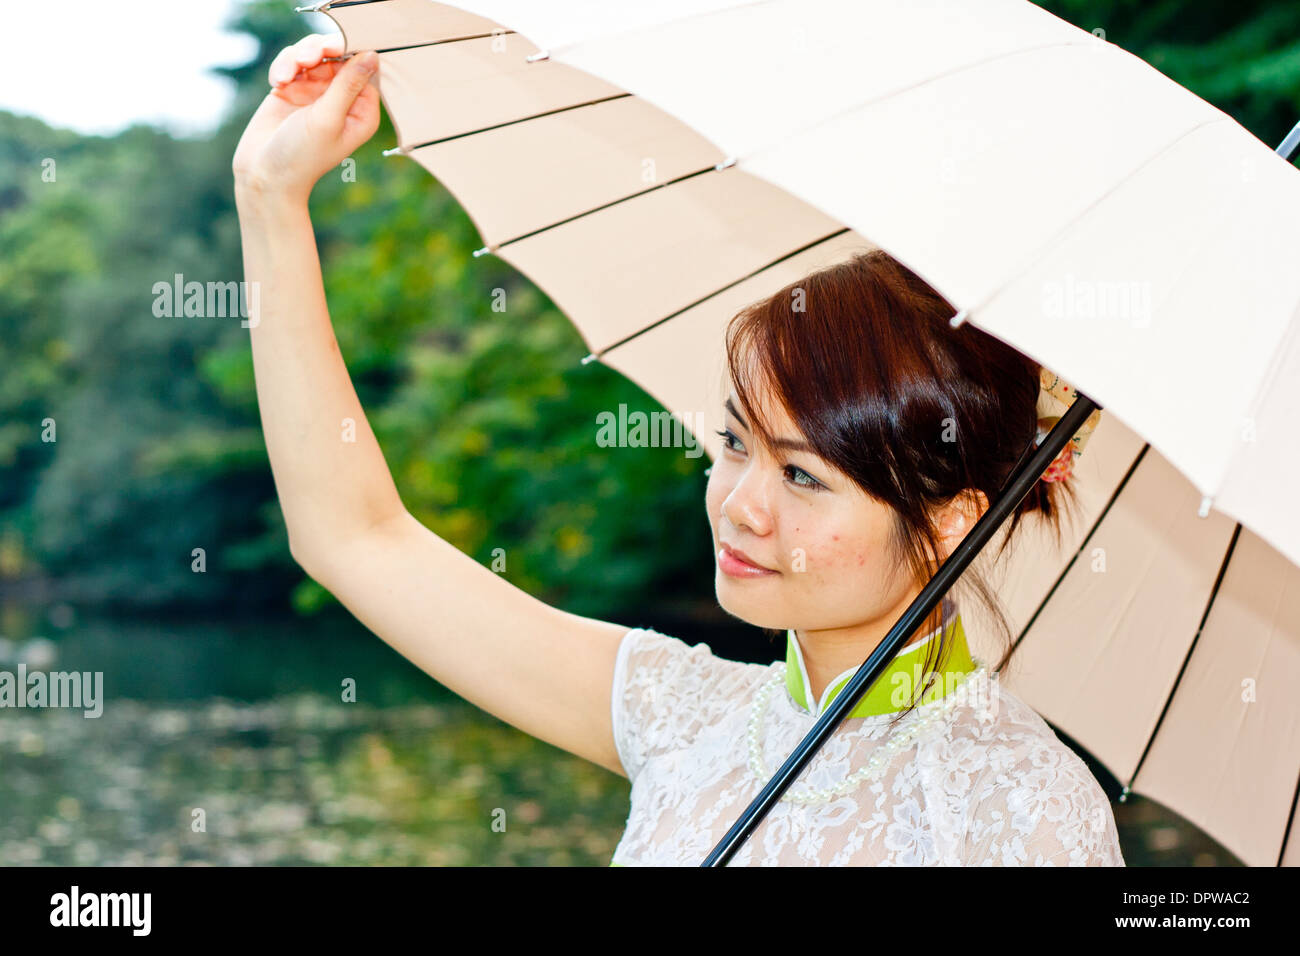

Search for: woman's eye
xmin=716 ymin=428 xmax=743 ymax=453
xmin=716 ymin=429 xmax=823 ymax=492
xmin=785 ymin=466 xmax=823 ymax=491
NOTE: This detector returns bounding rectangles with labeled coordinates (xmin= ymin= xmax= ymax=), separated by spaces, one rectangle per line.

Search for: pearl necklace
xmin=746 ymin=661 xmax=987 ymax=806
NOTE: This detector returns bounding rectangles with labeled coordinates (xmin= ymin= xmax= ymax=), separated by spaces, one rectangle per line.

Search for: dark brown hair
xmin=725 ymin=248 xmax=1081 ymax=727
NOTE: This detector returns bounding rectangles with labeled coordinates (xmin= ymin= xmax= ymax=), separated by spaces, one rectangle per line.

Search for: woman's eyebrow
xmin=723 ymin=396 xmax=748 ymax=430
xmin=724 ymin=396 xmax=814 ymax=454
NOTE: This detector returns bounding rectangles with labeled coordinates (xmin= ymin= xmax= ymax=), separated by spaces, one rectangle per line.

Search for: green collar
xmin=784 ymin=608 xmax=975 ymax=718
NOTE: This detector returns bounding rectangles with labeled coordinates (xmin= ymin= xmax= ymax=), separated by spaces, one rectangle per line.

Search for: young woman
xmin=233 ymin=34 xmax=1125 ymax=867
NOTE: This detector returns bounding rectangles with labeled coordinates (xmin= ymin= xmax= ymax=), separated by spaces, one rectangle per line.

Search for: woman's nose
xmin=721 ymin=466 xmax=774 ymax=537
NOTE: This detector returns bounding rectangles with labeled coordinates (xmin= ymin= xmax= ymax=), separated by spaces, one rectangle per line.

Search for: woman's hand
xmin=232 ymin=33 xmax=381 ymax=205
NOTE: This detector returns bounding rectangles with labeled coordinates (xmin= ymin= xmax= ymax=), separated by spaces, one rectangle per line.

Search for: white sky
xmin=0 ymin=1 xmax=332 ymax=137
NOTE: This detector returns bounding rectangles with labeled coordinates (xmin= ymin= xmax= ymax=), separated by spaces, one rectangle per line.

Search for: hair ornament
xmin=1035 ymin=368 xmax=1102 ymax=483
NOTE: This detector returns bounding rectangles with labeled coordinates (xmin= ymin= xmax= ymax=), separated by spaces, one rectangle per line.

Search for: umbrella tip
xmin=949 ymin=309 xmax=969 ymax=328
xmin=1198 ymin=495 xmax=1213 ymax=518
xmin=294 ymin=0 xmax=330 ymax=11
xmin=580 ymin=353 xmax=599 ymax=365
xmin=525 ymin=50 xmax=549 ymax=63
xmin=714 ymin=157 xmax=737 ymax=171
xmin=472 ymin=246 xmax=494 ymax=258
xmin=381 ymin=146 xmax=407 ymax=157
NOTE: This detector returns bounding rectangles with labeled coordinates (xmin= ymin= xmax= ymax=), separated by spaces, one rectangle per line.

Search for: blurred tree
xmin=0 ymin=0 xmax=712 ymax=619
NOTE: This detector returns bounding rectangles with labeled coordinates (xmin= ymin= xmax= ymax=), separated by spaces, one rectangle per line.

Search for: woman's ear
xmin=933 ymin=490 xmax=990 ymax=560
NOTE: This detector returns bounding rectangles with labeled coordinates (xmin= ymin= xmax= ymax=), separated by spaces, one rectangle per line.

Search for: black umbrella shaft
xmin=701 ymin=390 xmax=1103 ymax=866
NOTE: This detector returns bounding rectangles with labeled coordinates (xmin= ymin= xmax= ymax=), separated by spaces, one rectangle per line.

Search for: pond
xmin=0 ymin=601 xmax=631 ymax=866
xmin=0 ymin=600 xmax=1239 ymax=866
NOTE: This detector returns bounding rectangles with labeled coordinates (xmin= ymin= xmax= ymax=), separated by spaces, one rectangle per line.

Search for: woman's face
xmin=706 ymin=381 xmax=920 ymax=633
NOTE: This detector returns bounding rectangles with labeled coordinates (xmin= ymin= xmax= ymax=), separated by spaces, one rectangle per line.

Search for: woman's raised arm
xmin=232 ymin=35 xmax=631 ymax=777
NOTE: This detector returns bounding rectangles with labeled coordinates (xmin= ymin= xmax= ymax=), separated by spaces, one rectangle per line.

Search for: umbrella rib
xmin=299 ymin=0 xmax=374 ymax=9
xmin=313 ymin=0 xmax=517 ymax=54
xmin=1001 ymin=444 xmax=1150 ymax=672
xmin=1278 ymin=764 xmax=1300 ymax=866
xmin=473 ymin=151 xmax=748 ymax=254
xmin=1120 ymin=522 xmax=1242 ymax=807
xmin=583 ymin=227 xmax=852 ymax=362
xmin=368 ymin=32 xmax=517 ymax=55
xmin=398 ymin=93 xmax=633 ymax=152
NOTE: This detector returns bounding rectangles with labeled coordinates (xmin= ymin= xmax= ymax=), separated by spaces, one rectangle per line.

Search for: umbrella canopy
xmin=311 ymin=0 xmax=1300 ymax=866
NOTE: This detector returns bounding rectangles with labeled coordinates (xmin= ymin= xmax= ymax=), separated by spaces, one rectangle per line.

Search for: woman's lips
xmin=718 ymin=543 xmax=778 ymax=578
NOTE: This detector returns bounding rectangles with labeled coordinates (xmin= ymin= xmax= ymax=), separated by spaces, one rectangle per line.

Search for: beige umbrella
xmin=304 ymin=0 xmax=1300 ymax=866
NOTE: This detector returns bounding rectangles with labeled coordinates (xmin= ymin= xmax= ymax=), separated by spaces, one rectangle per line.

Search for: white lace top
xmin=608 ymin=604 xmax=1125 ymax=866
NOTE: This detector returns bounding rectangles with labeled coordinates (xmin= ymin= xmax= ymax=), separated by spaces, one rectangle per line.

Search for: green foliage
xmin=0 ymin=0 xmax=711 ymax=618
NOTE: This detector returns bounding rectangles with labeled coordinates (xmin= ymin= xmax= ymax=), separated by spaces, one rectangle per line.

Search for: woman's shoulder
xmin=610 ymin=626 xmax=776 ymax=783
xmin=615 ymin=625 xmax=774 ymax=702
xmin=951 ymin=667 xmax=1125 ymax=865
xmin=953 ymin=668 xmax=1103 ymax=787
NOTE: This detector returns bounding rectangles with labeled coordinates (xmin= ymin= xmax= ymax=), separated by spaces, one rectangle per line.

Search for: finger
xmin=346 ymin=82 xmax=381 ymax=125
xmin=268 ymin=35 xmax=323 ymax=86
xmin=301 ymin=60 xmax=339 ymax=84
xmin=268 ymin=61 xmax=341 ymax=109
xmin=269 ymin=33 xmax=345 ymax=87
xmin=314 ymin=50 xmax=379 ymax=126
xmin=269 ymin=34 xmax=327 ymax=86
xmin=279 ymin=57 xmax=340 ymax=92
xmin=344 ymin=86 xmax=383 ymax=149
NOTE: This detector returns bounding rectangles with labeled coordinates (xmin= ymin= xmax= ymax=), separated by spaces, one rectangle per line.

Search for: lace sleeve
xmin=610 ymin=627 xmax=751 ymax=783
xmin=963 ymin=741 xmax=1126 ymax=866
